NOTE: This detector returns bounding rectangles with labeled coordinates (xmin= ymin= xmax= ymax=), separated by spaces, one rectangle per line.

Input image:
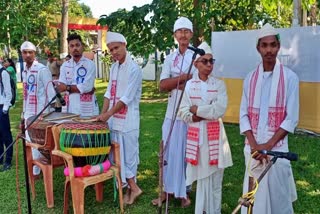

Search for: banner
xmin=211 ymin=26 xmax=320 ymax=133
xmin=211 ymin=26 xmax=320 ymax=82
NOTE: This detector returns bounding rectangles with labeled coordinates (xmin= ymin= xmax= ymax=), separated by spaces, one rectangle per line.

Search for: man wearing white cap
xmin=239 ymin=23 xmax=299 ymax=214
xmin=20 ymin=41 xmax=56 ymax=176
xmin=57 ymin=34 xmax=99 ymax=117
xmin=97 ymin=31 xmax=142 ymax=205
xmin=179 ymin=41 xmax=233 ymax=214
xmin=152 ymin=16 xmax=196 ymax=207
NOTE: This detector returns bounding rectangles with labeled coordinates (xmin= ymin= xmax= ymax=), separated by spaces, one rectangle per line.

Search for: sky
xmin=79 ymin=0 xmax=153 ymax=18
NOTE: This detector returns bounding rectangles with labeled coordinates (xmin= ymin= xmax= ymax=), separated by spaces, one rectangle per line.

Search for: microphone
xmin=259 ymin=150 xmax=298 ymax=161
xmin=52 ymin=82 xmax=66 ymax=106
xmin=187 ymin=46 xmax=205 ymax=56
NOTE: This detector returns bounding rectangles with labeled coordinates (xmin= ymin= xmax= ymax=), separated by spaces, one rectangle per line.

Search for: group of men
xmin=0 ymin=16 xmax=299 ymax=214
xmin=150 ymin=17 xmax=299 ymax=214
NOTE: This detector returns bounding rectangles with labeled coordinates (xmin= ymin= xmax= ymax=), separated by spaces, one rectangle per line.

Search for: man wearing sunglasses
xmin=179 ymin=41 xmax=233 ymax=214
xmin=239 ymin=23 xmax=299 ymax=214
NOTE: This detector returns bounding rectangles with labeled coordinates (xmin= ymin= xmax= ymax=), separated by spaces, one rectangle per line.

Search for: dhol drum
xmin=26 ymin=112 xmax=78 ymax=159
xmin=59 ymin=122 xmax=111 ymax=167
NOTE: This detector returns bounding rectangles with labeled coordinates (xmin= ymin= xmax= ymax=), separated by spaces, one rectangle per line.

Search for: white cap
xmin=21 ymin=41 xmax=36 ymax=52
xmin=256 ymin=23 xmax=279 ymax=44
xmin=106 ymin=32 xmax=127 ymax=45
xmin=173 ymin=17 xmax=193 ymax=32
xmin=196 ymin=41 xmax=212 ymax=60
xmin=60 ymin=52 xmax=68 ymax=59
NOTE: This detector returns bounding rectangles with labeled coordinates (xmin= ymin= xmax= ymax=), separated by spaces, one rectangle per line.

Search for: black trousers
xmin=0 ymin=105 xmax=13 ymax=165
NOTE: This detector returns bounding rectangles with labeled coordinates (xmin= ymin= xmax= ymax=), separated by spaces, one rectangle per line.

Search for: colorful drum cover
xmin=60 ymin=122 xmax=111 ymax=167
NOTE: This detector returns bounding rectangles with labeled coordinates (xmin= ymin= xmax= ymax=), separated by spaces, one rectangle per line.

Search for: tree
xmin=0 ymin=0 xmax=57 ymax=57
xmin=80 ymin=3 xmax=93 ymax=17
xmin=0 ymin=0 xmax=93 ymax=58
xmin=60 ymin=0 xmax=69 ymax=58
xmin=98 ymin=0 xmax=318 ymax=57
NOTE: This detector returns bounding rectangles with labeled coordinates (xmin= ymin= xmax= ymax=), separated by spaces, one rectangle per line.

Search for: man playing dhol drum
xmin=96 ymin=32 xmax=143 ymax=205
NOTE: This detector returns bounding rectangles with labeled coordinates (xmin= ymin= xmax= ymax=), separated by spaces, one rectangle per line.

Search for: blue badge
xmin=27 ymin=74 xmax=36 ymax=92
xmin=76 ymin=66 xmax=87 ymax=83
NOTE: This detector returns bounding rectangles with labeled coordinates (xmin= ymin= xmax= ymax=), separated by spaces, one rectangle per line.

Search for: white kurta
xmin=104 ymin=53 xmax=142 ymax=184
xmin=22 ymin=61 xmax=56 ymax=175
xmin=105 ymin=53 xmax=142 ymax=132
xmin=179 ymin=74 xmax=233 ymax=213
xmin=160 ymin=48 xmax=196 ymax=198
xmin=59 ymin=56 xmax=99 ymax=116
xmin=239 ymin=62 xmax=299 ymax=214
xmin=160 ymin=49 xmax=197 ymax=121
xmin=22 ymin=61 xmax=56 ymax=120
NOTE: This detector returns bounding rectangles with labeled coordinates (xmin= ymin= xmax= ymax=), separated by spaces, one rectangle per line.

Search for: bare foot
xmin=181 ymin=197 xmax=191 ymax=208
xmin=123 ymin=189 xmax=131 ymax=204
xmin=151 ymin=192 xmax=167 ymax=206
xmin=127 ymin=188 xmax=143 ymax=205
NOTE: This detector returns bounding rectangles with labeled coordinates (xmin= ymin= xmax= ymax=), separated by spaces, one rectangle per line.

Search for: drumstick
xmin=72 ymin=117 xmax=99 ymax=123
xmin=42 ymin=111 xmax=54 ymax=119
xmin=44 ymin=114 xmax=80 ymax=122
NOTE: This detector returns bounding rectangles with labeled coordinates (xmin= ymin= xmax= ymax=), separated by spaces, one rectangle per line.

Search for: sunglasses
xmin=198 ymin=58 xmax=216 ymax=65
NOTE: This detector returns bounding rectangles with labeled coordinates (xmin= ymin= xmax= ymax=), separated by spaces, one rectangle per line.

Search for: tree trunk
xmin=60 ymin=0 xmax=69 ymax=59
xmin=6 ymin=14 xmax=11 ymax=58
xmin=310 ymin=3 xmax=317 ymax=26
xmin=302 ymin=8 xmax=307 ymax=26
xmin=192 ymin=0 xmax=204 ymax=47
xmin=292 ymin=0 xmax=301 ymax=26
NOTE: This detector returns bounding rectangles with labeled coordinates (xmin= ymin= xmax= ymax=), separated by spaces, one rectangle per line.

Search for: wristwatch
xmin=66 ymin=85 xmax=71 ymax=93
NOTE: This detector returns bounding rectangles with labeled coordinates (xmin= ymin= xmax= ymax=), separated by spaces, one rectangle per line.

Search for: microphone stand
xmin=158 ymin=51 xmax=198 ymax=214
xmin=18 ymin=95 xmax=58 ymax=214
xmin=231 ymin=156 xmax=279 ymax=214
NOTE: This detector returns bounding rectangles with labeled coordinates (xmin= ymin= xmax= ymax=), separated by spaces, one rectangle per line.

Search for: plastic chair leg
xmin=42 ymin=165 xmax=54 ymax=208
xmin=71 ymin=181 xmax=85 ymax=214
xmin=95 ymin=182 xmax=104 ymax=202
xmin=116 ymin=175 xmax=124 ymax=213
xmin=26 ymin=146 xmax=35 ymax=200
xmin=63 ymin=179 xmax=70 ymax=214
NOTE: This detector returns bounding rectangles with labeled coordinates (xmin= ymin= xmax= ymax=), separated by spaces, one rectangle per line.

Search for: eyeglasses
xmin=198 ymin=58 xmax=215 ymax=65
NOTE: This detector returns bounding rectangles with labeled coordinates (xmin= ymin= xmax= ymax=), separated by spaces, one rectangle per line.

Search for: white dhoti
xmin=162 ymin=118 xmax=187 ymax=199
xmin=241 ymin=151 xmax=297 ymax=214
xmin=110 ymin=130 xmax=139 ymax=185
xmin=25 ymin=130 xmax=44 ymax=175
xmin=195 ymin=169 xmax=224 ymax=214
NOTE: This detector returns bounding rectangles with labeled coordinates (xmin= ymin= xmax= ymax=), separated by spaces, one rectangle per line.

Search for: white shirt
xmin=23 ymin=61 xmax=56 ymax=119
xmin=104 ymin=52 xmax=142 ymax=132
xmin=59 ymin=56 xmax=99 ymax=116
xmin=0 ymin=65 xmax=12 ymax=111
xmin=239 ymin=64 xmax=299 ymax=152
xmin=160 ymin=48 xmax=196 ymax=120
xmin=179 ymin=74 xmax=233 ymax=183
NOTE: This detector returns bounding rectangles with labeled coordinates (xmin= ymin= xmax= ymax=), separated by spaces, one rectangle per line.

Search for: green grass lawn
xmin=0 ymin=80 xmax=319 ymax=213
